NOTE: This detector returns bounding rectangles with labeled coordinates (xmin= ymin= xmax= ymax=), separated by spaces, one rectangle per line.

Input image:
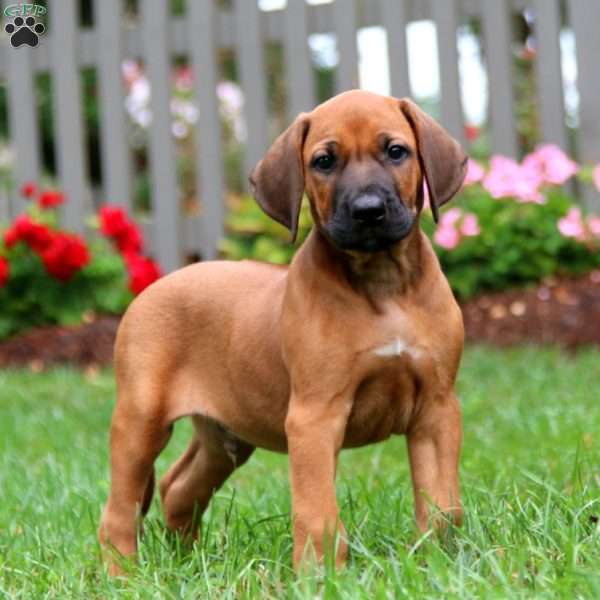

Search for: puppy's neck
xmin=308 ymin=227 xmax=424 ymax=302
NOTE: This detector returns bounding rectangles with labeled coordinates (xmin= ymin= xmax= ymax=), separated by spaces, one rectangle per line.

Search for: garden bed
xmin=1 ymin=271 xmax=599 ymax=370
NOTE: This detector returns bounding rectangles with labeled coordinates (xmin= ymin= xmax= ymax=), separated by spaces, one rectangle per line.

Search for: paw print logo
xmin=5 ymin=15 xmax=45 ymax=48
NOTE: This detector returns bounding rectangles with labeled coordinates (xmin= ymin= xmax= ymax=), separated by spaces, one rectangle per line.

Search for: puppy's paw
xmin=292 ymin=521 xmax=348 ymax=574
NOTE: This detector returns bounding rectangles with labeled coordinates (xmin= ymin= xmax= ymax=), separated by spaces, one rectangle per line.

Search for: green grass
xmin=1 ymin=347 xmax=599 ymax=599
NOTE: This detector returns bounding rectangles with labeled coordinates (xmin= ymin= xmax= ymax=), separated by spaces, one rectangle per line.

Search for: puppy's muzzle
xmin=326 ymin=185 xmax=414 ymax=253
xmin=350 ymin=194 xmax=386 ymax=225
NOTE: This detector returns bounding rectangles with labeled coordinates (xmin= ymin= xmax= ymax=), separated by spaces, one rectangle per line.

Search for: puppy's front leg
xmin=406 ymin=392 xmax=463 ymax=533
xmin=285 ymin=392 xmax=352 ymax=570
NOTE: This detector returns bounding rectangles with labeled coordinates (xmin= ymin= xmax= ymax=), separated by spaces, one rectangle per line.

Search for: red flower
xmin=20 ymin=181 xmax=38 ymax=199
xmin=41 ymin=232 xmax=90 ymax=282
xmin=99 ymin=205 xmax=144 ymax=255
xmin=38 ymin=190 xmax=65 ymax=209
xmin=125 ymin=253 xmax=161 ymax=295
xmin=3 ymin=215 xmax=54 ymax=253
xmin=3 ymin=226 xmax=19 ymax=249
xmin=464 ymin=124 xmax=480 ymax=142
xmin=0 ymin=256 xmax=9 ymax=287
xmin=114 ymin=222 xmax=142 ymax=254
xmin=99 ymin=205 xmax=129 ymax=238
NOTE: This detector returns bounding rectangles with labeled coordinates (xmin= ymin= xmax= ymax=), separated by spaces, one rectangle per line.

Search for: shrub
xmin=0 ymin=186 xmax=161 ymax=339
xmin=221 ymin=145 xmax=600 ymax=300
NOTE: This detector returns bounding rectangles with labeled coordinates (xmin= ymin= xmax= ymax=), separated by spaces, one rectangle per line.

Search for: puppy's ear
xmin=399 ymin=98 xmax=468 ymax=223
xmin=249 ymin=115 xmax=310 ymax=243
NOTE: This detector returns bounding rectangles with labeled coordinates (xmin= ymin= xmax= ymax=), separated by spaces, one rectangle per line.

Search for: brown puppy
xmin=98 ymin=90 xmax=467 ymax=575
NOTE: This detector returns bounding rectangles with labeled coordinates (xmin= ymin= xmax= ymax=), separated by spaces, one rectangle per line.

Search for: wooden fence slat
xmin=235 ymin=0 xmax=269 ymax=187
xmin=333 ymin=0 xmax=359 ymax=93
xmin=568 ymin=0 xmax=600 ymax=209
xmin=284 ymin=0 xmax=315 ymax=120
xmin=481 ymin=0 xmax=519 ymax=157
xmin=380 ymin=0 xmax=411 ymax=98
xmin=189 ymin=0 xmax=225 ymax=260
xmin=5 ymin=49 xmax=40 ymax=216
xmin=97 ymin=0 xmax=131 ymax=210
xmin=141 ymin=0 xmax=181 ymax=271
xmin=432 ymin=0 xmax=465 ymax=145
xmin=51 ymin=0 xmax=87 ymax=232
xmin=0 ymin=188 xmax=9 ymax=222
xmin=2 ymin=0 xmax=41 ymax=217
xmin=532 ymin=0 xmax=567 ymax=151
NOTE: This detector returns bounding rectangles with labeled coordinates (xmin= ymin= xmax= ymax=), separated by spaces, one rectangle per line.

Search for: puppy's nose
xmin=351 ymin=194 xmax=386 ymax=224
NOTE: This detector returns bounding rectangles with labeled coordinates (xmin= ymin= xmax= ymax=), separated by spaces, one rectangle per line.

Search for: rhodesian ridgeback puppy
xmin=99 ymin=90 xmax=467 ymax=575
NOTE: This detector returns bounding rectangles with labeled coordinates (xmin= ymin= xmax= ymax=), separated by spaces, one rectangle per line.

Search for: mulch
xmin=1 ymin=271 xmax=599 ymax=370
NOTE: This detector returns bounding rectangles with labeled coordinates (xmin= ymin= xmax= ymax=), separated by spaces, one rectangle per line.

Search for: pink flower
xmin=461 ymin=213 xmax=480 ymax=236
xmin=442 ymin=207 xmax=462 ymax=226
xmin=593 ymin=165 xmax=600 ymax=192
xmin=522 ymin=144 xmax=579 ymax=186
xmin=482 ymin=156 xmax=520 ymax=198
xmin=174 ymin=66 xmax=193 ymax=92
xmin=433 ymin=207 xmax=481 ymax=250
xmin=463 ymin=159 xmax=485 ymax=186
xmin=434 ymin=225 xmax=460 ymax=250
xmin=483 ymin=155 xmax=544 ymax=203
xmin=557 ymin=207 xmax=586 ymax=241
xmin=512 ymin=167 xmax=546 ymax=204
xmin=434 ymin=208 xmax=465 ymax=249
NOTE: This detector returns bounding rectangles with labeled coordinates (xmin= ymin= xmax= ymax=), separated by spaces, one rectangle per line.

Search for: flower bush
xmin=222 ymin=145 xmax=600 ymax=300
xmin=0 ymin=187 xmax=162 ymax=339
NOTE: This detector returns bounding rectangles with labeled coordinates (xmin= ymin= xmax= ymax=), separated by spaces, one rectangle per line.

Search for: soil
xmin=1 ymin=271 xmax=599 ymax=370
xmin=461 ymin=270 xmax=600 ymax=348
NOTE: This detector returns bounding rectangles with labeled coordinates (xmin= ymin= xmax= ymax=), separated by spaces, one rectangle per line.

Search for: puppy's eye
xmin=312 ymin=154 xmax=336 ymax=172
xmin=387 ymin=144 xmax=409 ymax=162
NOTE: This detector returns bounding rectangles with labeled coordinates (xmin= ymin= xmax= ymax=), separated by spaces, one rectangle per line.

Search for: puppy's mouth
xmin=323 ymin=195 xmax=416 ymax=253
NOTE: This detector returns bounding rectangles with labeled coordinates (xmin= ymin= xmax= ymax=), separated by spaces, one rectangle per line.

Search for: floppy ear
xmin=399 ymin=98 xmax=468 ymax=223
xmin=249 ymin=115 xmax=310 ymax=243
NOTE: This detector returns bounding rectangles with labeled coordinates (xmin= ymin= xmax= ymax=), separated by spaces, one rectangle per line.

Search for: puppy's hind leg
xmin=160 ymin=417 xmax=254 ymax=539
xmin=98 ymin=392 xmax=173 ymax=576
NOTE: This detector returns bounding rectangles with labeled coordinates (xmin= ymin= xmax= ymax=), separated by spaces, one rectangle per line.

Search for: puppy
xmin=99 ymin=90 xmax=467 ymax=574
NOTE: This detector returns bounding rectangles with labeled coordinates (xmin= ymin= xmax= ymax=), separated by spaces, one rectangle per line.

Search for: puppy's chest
xmin=343 ymin=313 xmax=428 ymax=447
xmin=343 ymin=360 xmax=417 ymax=447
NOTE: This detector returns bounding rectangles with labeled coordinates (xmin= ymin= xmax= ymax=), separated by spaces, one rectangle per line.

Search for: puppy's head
xmin=250 ymin=90 xmax=467 ymax=253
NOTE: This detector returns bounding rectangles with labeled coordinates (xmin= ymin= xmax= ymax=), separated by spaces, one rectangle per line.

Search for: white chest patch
xmin=373 ymin=338 xmax=418 ymax=359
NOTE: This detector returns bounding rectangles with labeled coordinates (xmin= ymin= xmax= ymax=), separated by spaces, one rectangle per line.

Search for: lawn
xmin=0 ymin=347 xmax=599 ymax=599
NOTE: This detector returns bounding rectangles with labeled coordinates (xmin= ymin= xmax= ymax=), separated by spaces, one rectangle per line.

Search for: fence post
xmin=532 ymin=0 xmax=567 ymax=152
xmin=432 ymin=0 xmax=465 ymax=146
xmin=235 ymin=0 xmax=269 ymax=188
xmin=141 ymin=0 xmax=181 ymax=271
xmin=284 ymin=0 xmax=315 ymax=120
xmin=2 ymin=0 xmax=41 ymax=217
xmin=51 ymin=0 xmax=88 ymax=232
xmin=569 ymin=0 xmax=600 ymax=209
xmin=189 ymin=0 xmax=225 ymax=260
xmin=333 ymin=0 xmax=359 ymax=93
xmin=97 ymin=0 xmax=132 ymax=210
xmin=481 ymin=0 xmax=519 ymax=157
xmin=380 ymin=0 xmax=411 ymax=99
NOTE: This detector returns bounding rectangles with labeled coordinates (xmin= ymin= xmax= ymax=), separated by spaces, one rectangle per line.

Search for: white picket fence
xmin=1 ymin=0 xmax=599 ymax=271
